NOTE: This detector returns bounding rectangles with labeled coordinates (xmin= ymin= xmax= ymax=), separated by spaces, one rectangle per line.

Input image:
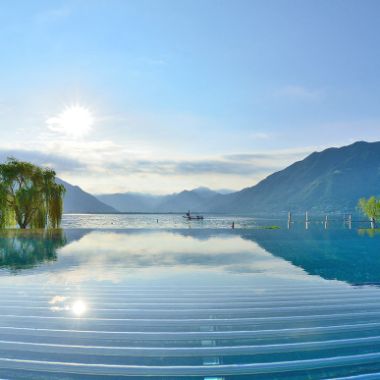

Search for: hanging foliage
xmin=0 ymin=158 xmax=66 ymax=229
xmin=358 ymin=196 xmax=380 ymax=228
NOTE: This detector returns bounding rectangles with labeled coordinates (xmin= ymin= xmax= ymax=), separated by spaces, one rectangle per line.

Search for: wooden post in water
xmin=287 ymin=212 xmax=292 ymax=229
xmin=370 ymin=217 xmax=375 ymax=229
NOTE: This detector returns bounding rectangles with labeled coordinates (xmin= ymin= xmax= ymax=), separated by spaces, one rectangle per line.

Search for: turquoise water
xmin=0 ymin=217 xmax=380 ymax=378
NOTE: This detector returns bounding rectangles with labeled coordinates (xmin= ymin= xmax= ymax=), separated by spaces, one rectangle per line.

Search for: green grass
xmin=256 ymin=225 xmax=281 ymax=230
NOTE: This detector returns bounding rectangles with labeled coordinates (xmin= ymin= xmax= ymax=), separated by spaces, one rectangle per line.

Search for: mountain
xmin=208 ymin=141 xmax=380 ymax=213
xmin=57 ymin=178 xmax=117 ymax=213
xmin=156 ymin=187 xmax=219 ymax=212
xmin=97 ymin=187 xmax=222 ymax=212
xmin=69 ymin=141 xmax=380 ymax=214
xmin=96 ymin=193 xmax=162 ymax=213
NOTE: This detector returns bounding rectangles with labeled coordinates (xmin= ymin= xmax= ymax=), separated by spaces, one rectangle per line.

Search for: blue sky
xmin=1 ymin=0 xmax=380 ymax=193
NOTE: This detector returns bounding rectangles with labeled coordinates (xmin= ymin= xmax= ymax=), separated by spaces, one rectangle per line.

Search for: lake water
xmin=61 ymin=213 xmax=370 ymax=229
xmin=61 ymin=213 xmax=280 ymax=229
xmin=0 ymin=215 xmax=379 ymax=379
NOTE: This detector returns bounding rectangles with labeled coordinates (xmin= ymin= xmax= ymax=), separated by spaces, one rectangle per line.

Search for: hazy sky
xmin=1 ymin=0 xmax=380 ymax=194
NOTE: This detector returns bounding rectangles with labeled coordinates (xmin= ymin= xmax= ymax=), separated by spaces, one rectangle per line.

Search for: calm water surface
xmin=0 ymin=215 xmax=379 ymax=379
xmin=62 ymin=213 xmax=298 ymax=229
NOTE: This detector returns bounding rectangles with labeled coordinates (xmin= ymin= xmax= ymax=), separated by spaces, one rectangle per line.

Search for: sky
xmin=1 ymin=0 xmax=380 ymax=194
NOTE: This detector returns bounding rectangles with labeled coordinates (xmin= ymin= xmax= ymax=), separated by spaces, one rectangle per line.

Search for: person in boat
xmin=184 ymin=211 xmax=203 ymax=220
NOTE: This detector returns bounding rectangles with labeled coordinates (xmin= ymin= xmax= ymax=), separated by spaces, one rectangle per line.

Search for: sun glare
xmin=47 ymin=105 xmax=94 ymax=138
xmin=71 ymin=300 xmax=87 ymax=316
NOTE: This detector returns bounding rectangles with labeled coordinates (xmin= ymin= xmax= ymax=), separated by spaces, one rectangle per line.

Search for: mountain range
xmin=61 ymin=141 xmax=380 ymax=214
xmin=57 ymin=178 xmax=117 ymax=213
xmin=207 ymin=140 xmax=380 ymax=213
xmin=96 ymin=187 xmax=223 ymax=213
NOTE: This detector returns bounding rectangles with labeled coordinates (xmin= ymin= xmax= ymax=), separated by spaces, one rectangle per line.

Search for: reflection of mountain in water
xmin=239 ymin=228 xmax=380 ymax=286
xmin=1 ymin=228 xmax=380 ymax=286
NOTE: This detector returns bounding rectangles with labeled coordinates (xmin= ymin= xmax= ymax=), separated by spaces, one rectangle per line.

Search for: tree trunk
xmin=19 ymin=221 xmax=27 ymax=229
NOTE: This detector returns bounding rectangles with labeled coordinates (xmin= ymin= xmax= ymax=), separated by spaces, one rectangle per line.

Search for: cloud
xmin=273 ymin=85 xmax=323 ymax=101
xmin=224 ymin=149 xmax=311 ymax=162
xmin=0 ymin=149 xmax=86 ymax=172
xmin=0 ymin=143 xmax=315 ymax=194
xmin=96 ymin=147 xmax=314 ymax=178
xmin=42 ymin=231 xmax=309 ymax=284
xmin=104 ymin=154 xmax=297 ymax=177
xmin=174 ymin=160 xmax=273 ymax=175
xmin=0 ymin=93 xmax=325 ymax=194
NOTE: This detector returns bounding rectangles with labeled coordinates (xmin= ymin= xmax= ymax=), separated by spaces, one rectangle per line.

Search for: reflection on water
xmin=0 ymin=228 xmax=380 ymax=379
xmin=70 ymin=300 xmax=87 ymax=316
xmin=55 ymin=230 xmax=310 ymax=284
xmin=1 ymin=228 xmax=380 ymax=286
xmin=358 ymin=228 xmax=380 ymax=237
xmin=242 ymin=228 xmax=380 ymax=285
xmin=0 ymin=229 xmax=66 ymax=272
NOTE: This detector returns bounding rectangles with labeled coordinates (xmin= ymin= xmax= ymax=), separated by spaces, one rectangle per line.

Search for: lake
xmin=61 ymin=213 xmax=281 ymax=229
xmin=60 ymin=212 xmax=369 ymax=230
xmin=0 ymin=214 xmax=379 ymax=379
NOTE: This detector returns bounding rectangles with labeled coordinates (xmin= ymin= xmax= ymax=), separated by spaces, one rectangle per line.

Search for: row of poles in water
xmin=286 ymin=212 xmax=375 ymax=229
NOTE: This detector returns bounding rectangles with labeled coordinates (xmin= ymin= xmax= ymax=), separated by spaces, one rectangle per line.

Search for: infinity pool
xmin=0 ymin=227 xmax=379 ymax=379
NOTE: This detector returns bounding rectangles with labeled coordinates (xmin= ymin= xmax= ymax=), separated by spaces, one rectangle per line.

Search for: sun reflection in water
xmin=71 ymin=300 xmax=87 ymax=316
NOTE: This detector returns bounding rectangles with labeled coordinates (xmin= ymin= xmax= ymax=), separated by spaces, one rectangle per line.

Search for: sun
xmin=47 ymin=105 xmax=94 ymax=138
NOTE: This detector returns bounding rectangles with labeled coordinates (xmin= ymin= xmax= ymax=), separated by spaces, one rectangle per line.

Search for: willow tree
xmin=0 ymin=158 xmax=65 ymax=229
xmin=358 ymin=196 xmax=380 ymax=229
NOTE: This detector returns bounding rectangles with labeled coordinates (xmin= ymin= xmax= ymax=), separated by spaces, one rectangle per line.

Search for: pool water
xmin=0 ymin=225 xmax=380 ymax=379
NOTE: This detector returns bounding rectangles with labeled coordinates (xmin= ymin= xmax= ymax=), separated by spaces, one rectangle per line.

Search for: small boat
xmin=183 ymin=211 xmax=204 ymax=220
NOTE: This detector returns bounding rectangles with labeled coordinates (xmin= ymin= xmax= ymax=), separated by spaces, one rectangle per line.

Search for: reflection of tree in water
xmin=358 ymin=228 xmax=380 ymax=238
xmin=0 ymin=229 xmax=66 ymax=272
